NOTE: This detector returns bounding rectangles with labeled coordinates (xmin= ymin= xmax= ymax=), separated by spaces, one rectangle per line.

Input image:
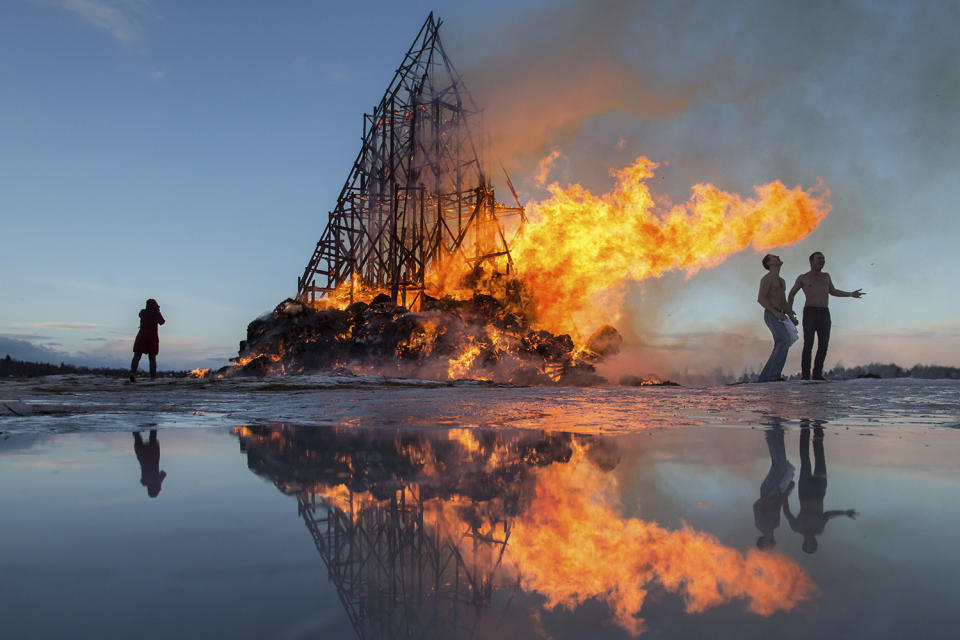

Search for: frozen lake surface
xmin=1 ymin=376 xmax=958 ymax=638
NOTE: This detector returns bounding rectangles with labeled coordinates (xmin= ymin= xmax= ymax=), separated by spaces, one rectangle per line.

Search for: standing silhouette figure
xmin=783 ymin=421 xmax=857 ymax=553
xmin=130 ymin=298 xmax=165 ymax=382
xmin=133 ymin=430 xmax=167 ymax=498
xmin=753 ymin=419 xmax=795 ymax=550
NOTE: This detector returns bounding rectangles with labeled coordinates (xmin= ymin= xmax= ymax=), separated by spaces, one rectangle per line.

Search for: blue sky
xmin=2 ymin=0 xmax=958 ymax=376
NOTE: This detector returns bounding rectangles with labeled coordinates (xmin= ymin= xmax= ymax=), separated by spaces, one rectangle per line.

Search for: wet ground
xmin=1 ymin=377 xmax=958 ymax=638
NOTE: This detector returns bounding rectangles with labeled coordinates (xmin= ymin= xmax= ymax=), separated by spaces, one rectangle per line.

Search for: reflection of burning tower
xmin=232 ymin=424 xmax=591 ymax=639
xmin=296 ymin=13 xmax=523 ymax=309
xmin=299 ymin=487 xmax=511 ymax=640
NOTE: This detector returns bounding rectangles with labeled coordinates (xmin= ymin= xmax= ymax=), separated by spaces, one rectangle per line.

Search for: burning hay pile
xmin=230 ymin=290 xmax=622 ymax=385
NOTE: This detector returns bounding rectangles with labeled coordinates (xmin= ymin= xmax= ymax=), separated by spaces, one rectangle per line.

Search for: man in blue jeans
xmin=787 ymin=252 xmax=865 ymax=380
xmin=757 ymin=254 xmax=798 ymax=382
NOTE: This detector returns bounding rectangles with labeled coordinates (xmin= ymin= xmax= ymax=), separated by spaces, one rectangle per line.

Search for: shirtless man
xmin=787 ymin=252 xmax=865 ymax=380
xmin=757 ymin=254 xmax=798 ymax=382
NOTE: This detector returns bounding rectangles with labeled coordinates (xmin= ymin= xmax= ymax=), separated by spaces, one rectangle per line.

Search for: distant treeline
xmin=737 ymin=361 xmax=960 ymax=383
xmin=1 ymin=355 xmax=186 ymax=378
xmin=825 ymin=362 xmax=960 ymax=380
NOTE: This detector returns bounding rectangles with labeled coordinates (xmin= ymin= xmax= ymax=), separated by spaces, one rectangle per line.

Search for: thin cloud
xmin=60 ymin=0 xmax=145 ymax=44
xmin=8 ymin=322 xmax=102 ymax=330
xmin=0 ymin=332 xmax=53 ymax=341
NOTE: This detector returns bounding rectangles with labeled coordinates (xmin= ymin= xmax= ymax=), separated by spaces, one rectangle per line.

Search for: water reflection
xmin=754 ymin=419 xmax=795 ymax=550
xmin=133 ymin=429 xmax=166 ymax=498
xmin=233 ymin=424 xmax=817 ymax=637
xmin=784 ymin=420 xmax=859 ymax=553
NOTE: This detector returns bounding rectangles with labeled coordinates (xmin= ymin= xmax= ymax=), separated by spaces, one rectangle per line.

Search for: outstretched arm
xmin=824 ymin=509 xmax=858 ymax=520
xmin=828 ymin=275 xmax=865 ymax=298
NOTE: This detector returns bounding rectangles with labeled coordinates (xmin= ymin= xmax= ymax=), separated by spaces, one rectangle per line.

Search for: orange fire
xmin=508 ymin=443 xmax=818 ymax=635
xmin=511 ymin=156 xmax=831 ymax=335
xmin=234 ymin=153 xmax=827 ymax=382
xmin=187 ymin=368 xmax=210 ymax=379
xmin=306 ymin=271 xmax=389 ymax=310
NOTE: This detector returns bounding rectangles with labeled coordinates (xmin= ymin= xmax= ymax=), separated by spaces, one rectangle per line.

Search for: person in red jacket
xmin=130 ymin=298 xmax=165 ymax=382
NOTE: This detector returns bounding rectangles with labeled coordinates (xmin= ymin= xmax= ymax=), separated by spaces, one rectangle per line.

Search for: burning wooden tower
xmin=297 ymin=13 xmax=523 ymax=309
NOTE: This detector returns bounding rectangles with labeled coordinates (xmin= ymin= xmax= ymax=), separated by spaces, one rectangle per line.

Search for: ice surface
xmin=1 ymin=375 xmax=957 ymax=434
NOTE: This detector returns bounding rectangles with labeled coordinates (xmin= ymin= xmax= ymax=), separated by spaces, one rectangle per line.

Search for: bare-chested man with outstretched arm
xmin=787 ymin=252 xmax=865 ymax=380
xmin=756 ymin=254 xmax=798 ymax=382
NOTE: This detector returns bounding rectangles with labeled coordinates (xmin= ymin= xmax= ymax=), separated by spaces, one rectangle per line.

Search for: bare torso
xmin=795 ymin=271 xmax=832 ymax=307
xmin=759 ymin=273 xmax=789 ymax=313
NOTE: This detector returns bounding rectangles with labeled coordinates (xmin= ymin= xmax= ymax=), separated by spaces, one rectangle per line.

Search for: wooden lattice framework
xmin=296 ymin=13 xmax=523 ymax=309
xmin=299 ymin=486 xmax=512 ymax=639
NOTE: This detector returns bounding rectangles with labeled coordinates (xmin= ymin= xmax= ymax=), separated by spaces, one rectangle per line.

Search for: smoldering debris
xmin=226 ymin=294 xmax=623 ymax=386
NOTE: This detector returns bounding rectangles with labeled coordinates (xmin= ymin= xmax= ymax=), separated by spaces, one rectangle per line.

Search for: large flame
xmin=513 ymin=156 xmax=831 ymax=334
xmin=232 ymin=153 xmax=828 ymax=382
xmin=509 ymin=443 xmax=818 ymax=635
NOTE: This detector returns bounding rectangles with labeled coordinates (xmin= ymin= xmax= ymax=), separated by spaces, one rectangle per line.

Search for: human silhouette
xmin=783 ymin=421 xmax=857 ymax=553
xmin=753 ymin=420 xmax=795 ymax=550
xmin=133 ymin=430 xmax=167 ymax=497
xmin=756 ymin=254 xmax=799 ymax=382
xmin=786 ymin=252 xmax=865 ymax=380
xmin=130 ymin=298 xmax=165 ymax=382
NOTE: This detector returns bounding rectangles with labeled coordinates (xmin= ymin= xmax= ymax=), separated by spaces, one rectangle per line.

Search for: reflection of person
xmin=757 ymin=254 xmax=799 ymax=382
xmin=753 ymin=421 xmax=795 ymax=549
xmin=783 ymin=422 xmax=857 ymax=553
xmin=787 ymin=252 xmax=865 ymax=380
xmin=130 ymin=298 xmax=165 ymax=382
xmin=133 ymin=430 xmax=167 ymax=498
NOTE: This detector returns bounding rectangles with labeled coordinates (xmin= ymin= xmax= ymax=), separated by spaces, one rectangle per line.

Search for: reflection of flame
xmin=447 ymin=428 xmax=482 ymax=456
xmin=232 ymin=425 xmax=817 ymax=635
xmin=510 ymin=444 xmax=818 ymax=635
xmin=512 ymin=157 xmax=831 ymax=335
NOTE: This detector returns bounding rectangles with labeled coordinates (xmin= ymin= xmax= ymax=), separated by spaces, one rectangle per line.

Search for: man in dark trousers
xmin=783 ymin=421 xmax=857 ymax=553
xmin=787 ymin=252 xmax=865 ymax=380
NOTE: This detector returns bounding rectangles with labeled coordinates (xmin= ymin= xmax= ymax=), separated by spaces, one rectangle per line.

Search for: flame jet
xmin=512 ymin=157 xmax=831 ymax=336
